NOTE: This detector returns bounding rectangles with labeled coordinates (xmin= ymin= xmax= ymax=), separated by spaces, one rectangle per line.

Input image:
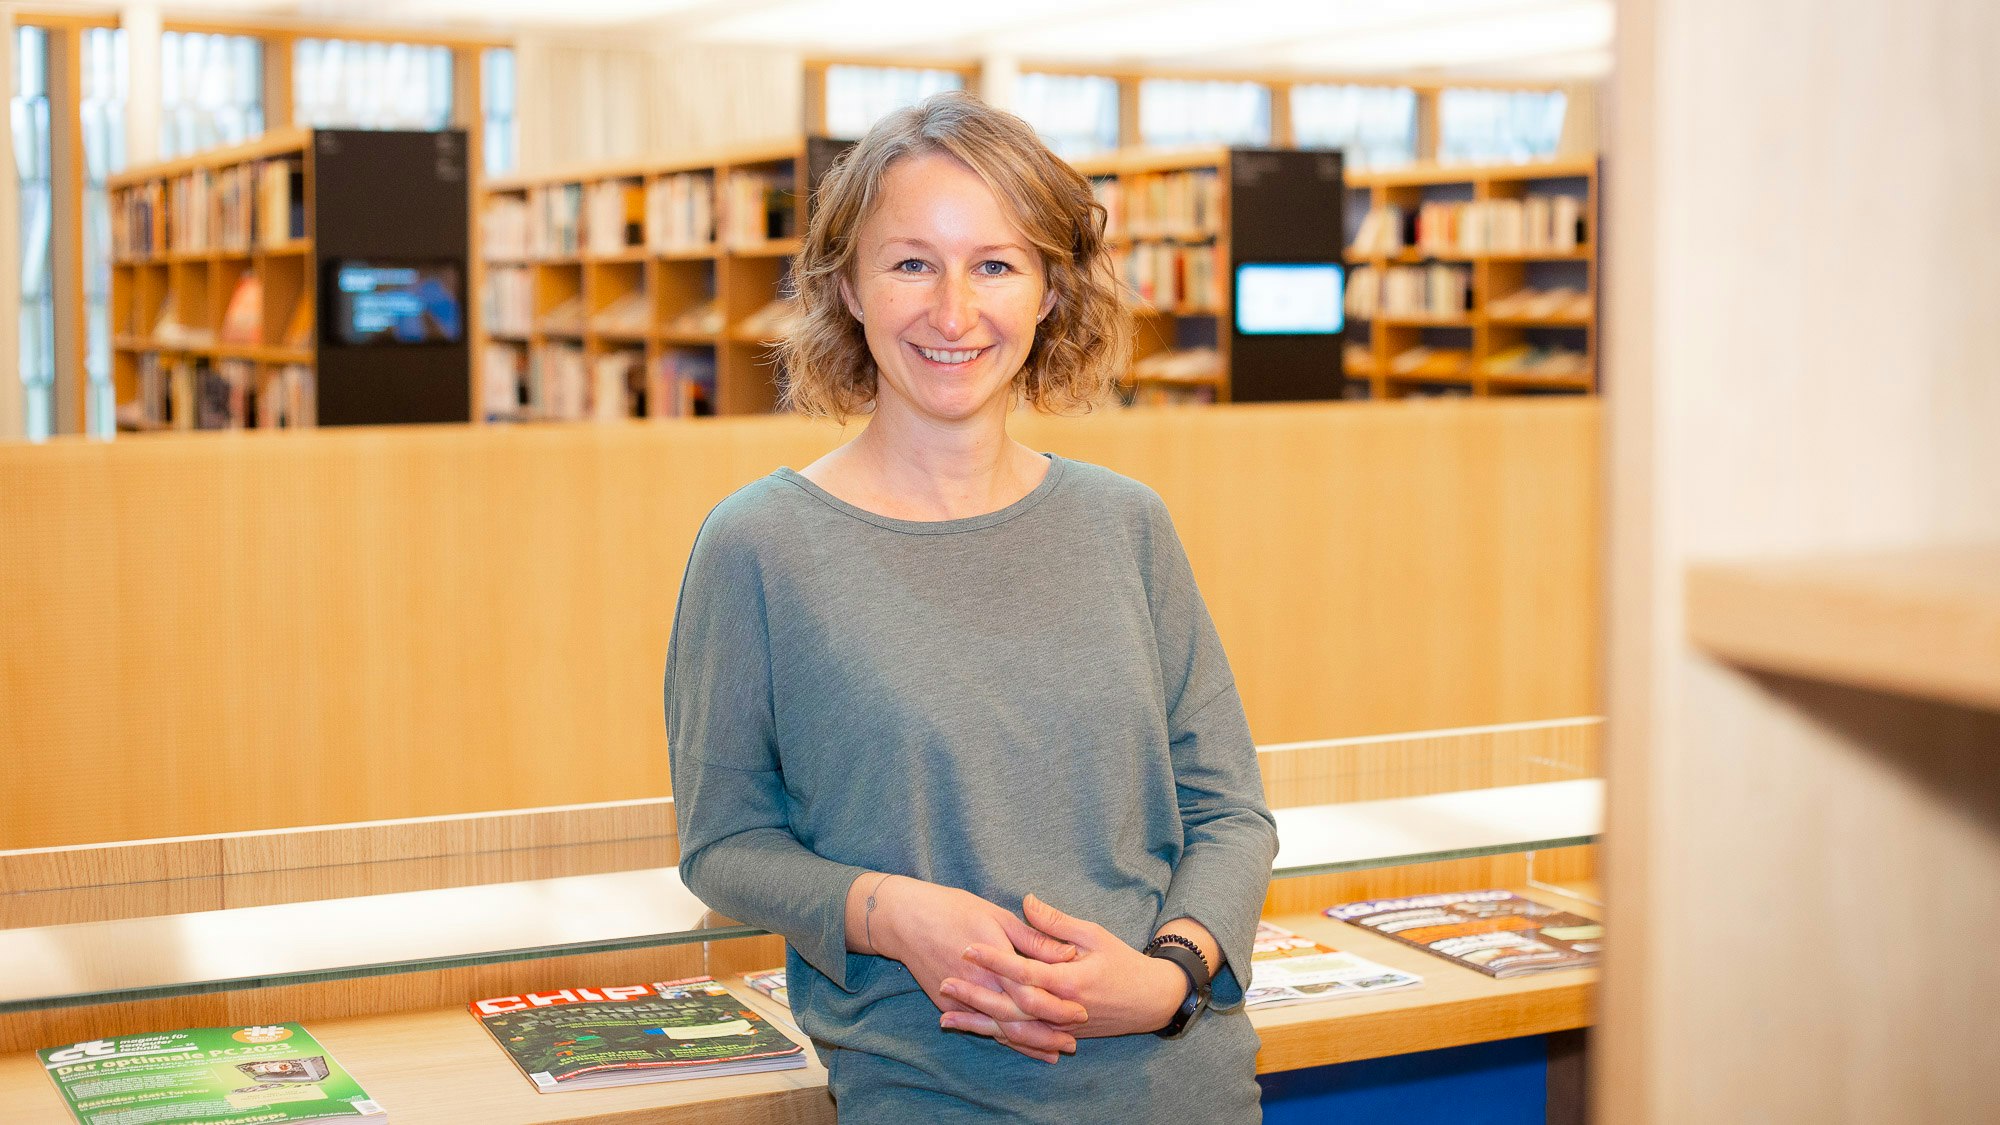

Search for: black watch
xmin=1143 ymin=937 xmax=1212 ymax=1039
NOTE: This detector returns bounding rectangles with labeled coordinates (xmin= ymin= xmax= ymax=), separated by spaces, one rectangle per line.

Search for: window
xmin=1291 ymin=84 xmax=1418 ymax=170
xmin=1138 ymin=79 xmax=1270 ymax=147
xmin=160 ymin=32 xmax=263 ymax=159
xmin=1438 ymin=88 xmax=1567 ymax=164
xmin=294 ymin=38 xmax=452 ymax=130
xmin=1016 ymin=73 xmax=1120 ymax=159
xmin=482 ymin=47 xmax=517 ymax=176
xmin=81 ymin=26 xmax=127 ymax=437
xmin=824 ymin=64 xmax=962 ymax=140
xmin=15 ymin=25 xmax=53 ymax=439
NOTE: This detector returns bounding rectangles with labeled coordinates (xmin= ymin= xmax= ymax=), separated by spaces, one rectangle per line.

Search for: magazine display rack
xmin=0 ymin=719 xmax=1600 ymax=1122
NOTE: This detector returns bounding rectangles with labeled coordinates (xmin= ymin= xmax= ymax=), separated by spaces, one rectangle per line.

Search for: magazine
xmin=1326 ymin=890 xmax=1602 ymax=979
xmin=472 ymin=976 xmax=806 ymax=1093
xmin=743 ymin=968 xmax=788 ymax=1009
xmin=38 ymin=1024 xmax=385 ymax=1124
xmin=1245 ymin=921 xmax=1423 ymax=1009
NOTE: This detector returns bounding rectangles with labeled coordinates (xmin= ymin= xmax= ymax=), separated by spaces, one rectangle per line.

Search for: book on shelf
xmin=530 ymin=342 xmax=588 ymax=421
xmin=646 ymin=171 xmax=715 ymax=251
xmin=256 ymin=364 xmax=316 ymax=428
xmin=590 ymin=290 xmax=651 ymax=336
xmin=219 ymin=274 xmax=263 ymax=345
xmin=196 ymin=359 xmax=256 ymax=430
xmin=735 ymin=298 xmax=801 ymax=341
xmin=663 ymin=299 xmax=723 ymax=338
xmin=1121 ymin=242 xmax=1223 ymax=312
xmin=1245 ymin=920 xmax=1423 ymax=1009
xmin=1345 ymin=264 xmax=1471 ymax=319
xmin=1119 ymin=169 xmax=1221 ymax=239
xmin=471 ymin=977 xmax=805 ymax=1094
xmin=1389 ymin=346 xmax=1472 ymax=379
xmin=721 ymin=168 xmax=797 ymax=247
xmin=482 ymin=266 xmax=533 ymax=336
xmin=1485 ymin=287 xmax=1593 ymax=321
xmin=483 ymin=194 xmax=532 ymax=259
xmin=39 ymin=1023 xmax=385 ymax=1124
xmin=538 ymin=294 xmax=587 ymax=336
xmin=482 ymin=341 xmax=529 ymax=422
xmin=585 ymin=179 xmax=645 ymax=255
xmin=592 ymin=349 xmax=646 ymax=421
xmin=653 ymin=348 xmax=717 ymax=417
xmin=531 ymin=183 xmax=583 ymax=257
xmin=1327 ymin=890 xmax=1602 ymax=979
xmin=257 ymin=159 xmax=305 ymax=247
xmin=1481 ymin=345 xmax=1590 ymax=380
xmin=1349 ymin=205 xmax=1406 ymax=257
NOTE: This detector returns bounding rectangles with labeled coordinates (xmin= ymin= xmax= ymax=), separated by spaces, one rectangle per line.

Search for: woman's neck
xmin=804 ymin=409 xmax=1047 ymax=522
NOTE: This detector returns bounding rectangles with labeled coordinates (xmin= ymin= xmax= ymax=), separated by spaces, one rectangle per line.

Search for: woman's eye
xmin=894 ymin=259 xmax=929 ymax=273
xmin=976 ymin=260 xmax=1012 ymax=276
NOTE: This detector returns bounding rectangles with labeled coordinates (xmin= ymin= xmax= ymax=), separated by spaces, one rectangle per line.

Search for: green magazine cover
xmin=38 ymin=1023 xmax=385 ymax=1124
xmin=472 ymin=976 xmax=805 ymax=1093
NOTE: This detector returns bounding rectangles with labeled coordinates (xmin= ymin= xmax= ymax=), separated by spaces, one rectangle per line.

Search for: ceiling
xmin=49 ymin=0 xmax=1614 ymax=78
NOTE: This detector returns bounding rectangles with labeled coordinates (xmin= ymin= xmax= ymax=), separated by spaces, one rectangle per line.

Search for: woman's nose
xmin=928 ymin=271 xmax=975 ymax=341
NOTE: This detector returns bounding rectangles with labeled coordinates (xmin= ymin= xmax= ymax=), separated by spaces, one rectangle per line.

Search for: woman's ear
xmin=1038 ymin=285 xmax=1057 ymax=324
xmin=839 ymin=274 xmax=864 ymax=324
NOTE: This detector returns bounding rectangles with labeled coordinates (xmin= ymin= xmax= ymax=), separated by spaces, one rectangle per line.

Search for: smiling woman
xmin=666 ymin=91 xmax=1277 ymax=1122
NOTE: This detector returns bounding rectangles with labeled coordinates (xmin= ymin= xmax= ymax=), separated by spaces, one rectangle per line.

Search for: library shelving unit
xmin=109 ymin=127 xmax=474 ymax=430
xmin=478 ymin=137 xmax=851 ymax=422
xmin=1341 ymin=156 xmax=1599 ymax=399
xmin=1074 ymin=146 xmax=1349 ymax=406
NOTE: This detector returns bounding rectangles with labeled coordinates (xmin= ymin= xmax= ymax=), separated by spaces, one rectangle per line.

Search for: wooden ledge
xmin=1687 ymin=544 xmax=2000 ymax=712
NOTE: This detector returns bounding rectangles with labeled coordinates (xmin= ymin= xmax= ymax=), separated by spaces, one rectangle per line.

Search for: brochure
xmin=1245 ymin=921 xmax=1423 ymax=1009
xmin=1327 ymin=890 xmax=1602 ymax=979
xmin=38 ymin=1024 xmax=385 ymax=1124
xmin=743 ymin=968 xmax=788 ymax=1009
xmin=472 ymin=976 xmax=806 ymax=1093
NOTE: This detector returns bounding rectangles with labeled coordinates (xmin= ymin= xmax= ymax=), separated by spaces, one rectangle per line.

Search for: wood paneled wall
xmin=0 ymin=400 xmax=1599 ymax=848
xmin=1603 ymin=0 xmax=2000 ymax=1120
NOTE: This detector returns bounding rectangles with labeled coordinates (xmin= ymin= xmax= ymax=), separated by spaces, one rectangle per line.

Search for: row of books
xmin=1120 ymin=241 xmax=1224 ymax=312
xmin=1350 ymin=195 xmax=1587 ymax=257
xmin=482 ymin=344 xmax=717 ymax=423
xmin=1349 ymin=344 xmax=1592 ymax=382
xmin=483 ymin=266 xmax=532 ymax=336
xmin=142 ymin=276 xmax=312 ymax=349
xmin=32 ymin=891 xmax=1596 ymax=1121
xmin=486 ymin=170 xmax=796 ymax=259
xmin=119 ymin=354 xmax=315 ymax=431
xmin=1346 ymin=263 xmax=1474 ymax=319
xmin=1095 ymin=169 xmax=1223 ymax=240
xmin=114 ymin=160 xmax=304 ymax=257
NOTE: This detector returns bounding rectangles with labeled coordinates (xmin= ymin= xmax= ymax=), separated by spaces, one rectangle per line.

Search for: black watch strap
xmin=1144 ymin=940 xmax=1211 ymax=1039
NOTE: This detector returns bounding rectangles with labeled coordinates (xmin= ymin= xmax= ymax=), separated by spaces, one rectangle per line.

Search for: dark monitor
xmin=329 ymin=260 xmax=464 ymax=345
xmin=1234 ymin=263 xmax=1344 ymax=336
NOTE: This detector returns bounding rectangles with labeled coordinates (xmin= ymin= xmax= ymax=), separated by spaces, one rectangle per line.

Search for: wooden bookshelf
xmin=1343 ymin=157 xmax=1599 ymax=400
xmin=1072 ymin=146 xmax=1347 ymax=407
xmin=108 ymin=127 xmax=474 ymax=431
xmin=478 ymin=139 xmax=850 ymax=422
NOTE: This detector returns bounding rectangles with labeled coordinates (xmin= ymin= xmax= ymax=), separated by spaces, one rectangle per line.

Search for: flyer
xmin=38 ymin=1024 xmax=385 ymax=1125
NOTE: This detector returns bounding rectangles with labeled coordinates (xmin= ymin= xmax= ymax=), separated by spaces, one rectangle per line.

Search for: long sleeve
xmin=1142 ymin=494 xmax=1279 ymax=1011
xmin=665 ymin=509 xmax=871 ymax=989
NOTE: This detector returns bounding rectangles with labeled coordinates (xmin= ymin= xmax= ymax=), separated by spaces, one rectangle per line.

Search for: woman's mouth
xmin=913 ymin=344 xmax=987 ymax=366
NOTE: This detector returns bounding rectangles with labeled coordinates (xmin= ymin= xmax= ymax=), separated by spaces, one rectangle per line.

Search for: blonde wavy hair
xmin=778 ymin=91 xmax=1131 ymax=420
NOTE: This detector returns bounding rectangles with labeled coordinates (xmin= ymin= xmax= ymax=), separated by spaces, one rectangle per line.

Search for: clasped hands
xmin=861 ymin=876 xmax=1192 ymax=1065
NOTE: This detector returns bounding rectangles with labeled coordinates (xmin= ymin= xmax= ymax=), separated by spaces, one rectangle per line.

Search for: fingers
xmin=999 ymin=910 xmax=1078 ymax=964
xmin=1023 ymin=894 xmax=1104 ymax=947
xmin=962 ymin=943 xmax=1083 ymax=1016
xmin=938 ymin=1010 xmax=1074 ymax=1064
xmin=940 ymin=974 xmax=1086 ymax=1027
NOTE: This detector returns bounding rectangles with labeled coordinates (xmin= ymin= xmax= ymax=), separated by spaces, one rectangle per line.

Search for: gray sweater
xmin=665 ymin=453 xmax=1277 ymax=1122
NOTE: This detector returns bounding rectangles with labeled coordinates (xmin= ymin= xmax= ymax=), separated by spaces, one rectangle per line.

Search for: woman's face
xmin=841 ymin=152 xmax=1056 ymax=430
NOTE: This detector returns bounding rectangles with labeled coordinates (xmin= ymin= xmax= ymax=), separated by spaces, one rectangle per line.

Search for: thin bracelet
xmin=863 ymin=873 xmax=895 ymax=954
xmin=1145 ymin=933 xmax=1211 ymax=979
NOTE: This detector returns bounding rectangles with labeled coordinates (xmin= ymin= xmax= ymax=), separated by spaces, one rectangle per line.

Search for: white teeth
xmin=917 ymin=346 xmax=981 ymax=364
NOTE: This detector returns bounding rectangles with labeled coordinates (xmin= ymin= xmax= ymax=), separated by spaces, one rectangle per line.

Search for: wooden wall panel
xmin=1604 ymin=0 xmax=2000 ymax=1120
xmin=0 ymin=400 xmax=1598 ymax=848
